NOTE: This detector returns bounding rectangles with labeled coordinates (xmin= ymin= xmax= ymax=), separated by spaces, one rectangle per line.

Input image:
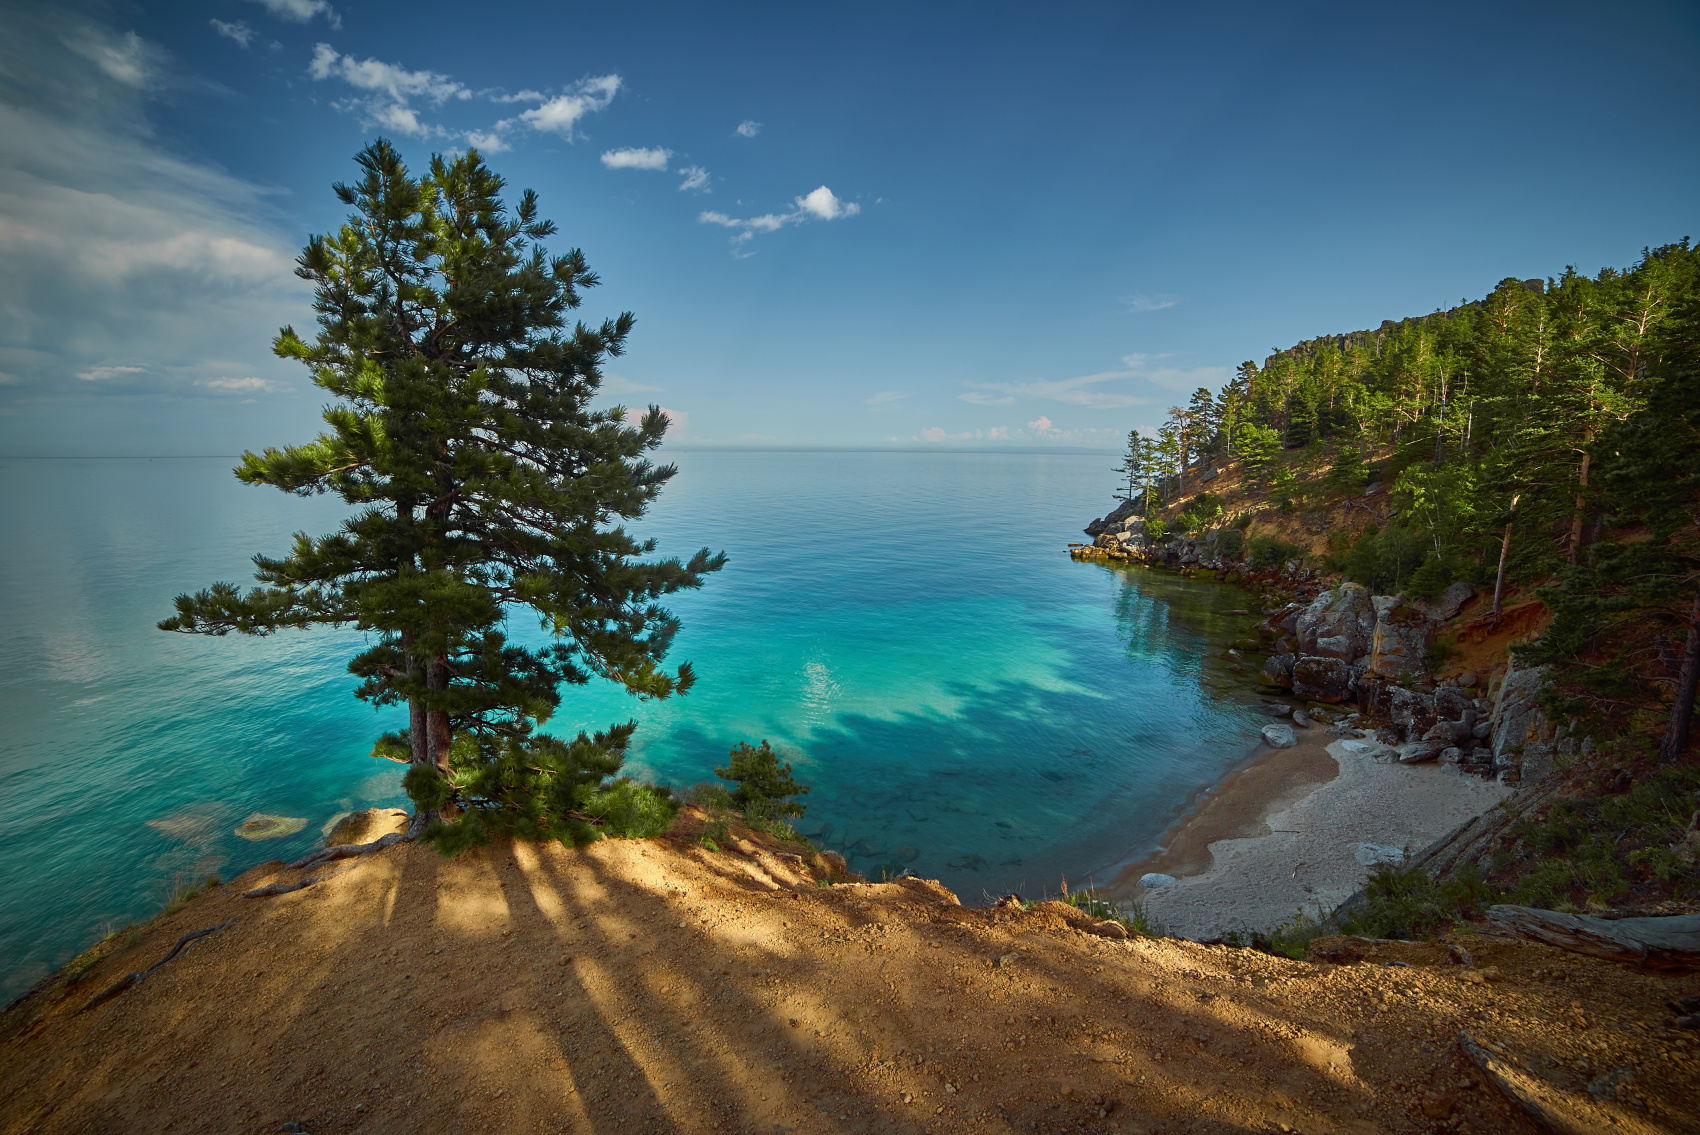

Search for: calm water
xmin=0 ymin=451 xmax=1267 ymax=997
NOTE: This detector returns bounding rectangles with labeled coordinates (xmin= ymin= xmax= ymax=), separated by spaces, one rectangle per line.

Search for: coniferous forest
xmin=1122 ymin=241 xmax=1699 ymax=763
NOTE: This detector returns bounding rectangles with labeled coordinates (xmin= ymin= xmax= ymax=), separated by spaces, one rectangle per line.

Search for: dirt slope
xmin=3 ymin=811 xmax=1696 ymax=1135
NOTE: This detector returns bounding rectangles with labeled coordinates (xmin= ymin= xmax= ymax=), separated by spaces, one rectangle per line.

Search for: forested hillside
xmin=1121 ymin=240 xmax=1699 ymax=761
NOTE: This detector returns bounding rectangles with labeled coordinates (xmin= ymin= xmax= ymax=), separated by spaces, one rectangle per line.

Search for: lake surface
xmin=0 ymin=451 xmax=1268 ymax=997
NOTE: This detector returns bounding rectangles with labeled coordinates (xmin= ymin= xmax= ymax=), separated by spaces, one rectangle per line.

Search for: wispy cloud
xmin=518 ymin=74 xmax=621 ymax=137
xmin=308 ymin=43 xmax=471 ymax=137
xmin=601 ymin=375 xmax=659 ymax=394
xmin=736 ymin=120 xmax=761 ymax=137
xmin=865 ymin=391 xmax=910 ymax=406
xmin=601 ymin=146 xmax=670 ymax=170
xmin=202 ymin=376 xmax=280 ymax=393
xmin=960 ymin=353 xmax=1227 ymax=410
xmin=699 ymin=185 xmax=860 ymax=251
xmin=60 ymin=27 xmax=163 ymax=89
xmin=247 ymin=0 xmax=339 ymax=28
xmin=1121 ymin=292 xmax=1180 ymax=312
xmin=677 ymin=165 xmax=710 ymax=192
xmin=76 ymin=365 xmax=147 ymax=382
xmin=210 ymin=20 xmax=254 ymax=48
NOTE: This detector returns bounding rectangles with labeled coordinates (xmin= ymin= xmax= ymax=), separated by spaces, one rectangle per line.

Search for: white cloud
xmin=0 ymin=17 xmax=310 ymax=446
xmin=76 ymin=365 xmax=147 ymax=382
xmin=961 ymin=354 xmax=1227 ymax=411
xmin=677 ymin=165 xmax=710 ymax=192
xmin=519 ymin=74 xmax=621 ymax=137
xmin=60 ymin=28 xmax=161 ymax=88
xmin=490 ymin=89 xmax=545 ymax=104
xmin=1027 ymin=416 xmax=1054 ymax=433
xmin=308 ymin=44 xmax=468 ymax=103
xmin=464 ymin=129 xmax=509 ymax=153
xmin=698 ymin=184 xmax=859 ymax=250
xmin=736 ymin=120 xmax=761 ymax=137
xmin=210 ymin=20 xmax=254 ymax=48
xmin=865 ymin=391 xmax=909 ymax=406
xmin=1121 ymin=293 xmax=1180 ymax=312
xmin=795 ymin=185 xmax=859 ymax=220
xmin=247 ymin=0 xmax=340 ymax=27
xmin=987 ymin=426 xmax=1010 ymax=440
xmin=202 ymin=376 xmax=276 ymax=392
xmin=601 ymin=146 xmax=670 ymax=171
xmin=601 ymin=375 xmax=658 ymax=394
xmin=918 ymin=427 xmax=974 ymax=442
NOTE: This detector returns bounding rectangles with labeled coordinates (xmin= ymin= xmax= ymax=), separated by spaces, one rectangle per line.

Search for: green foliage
xmin=1324 ymin=446 xmax=1367 ymax=493
xmin=1175 ymin=491 xmax=1224 ymax=534
xmin=1335 ymin=860 xmax=1499 ymax=940
xmin=1341 ymin=524 xmax=1430 ymax=593
xmin=1246 ymin=536 xmax=1303 ymax=571
xmin=1234 ymin=422 xmax=1281 ymax=472
xmin=160 ymin=139 xmax=725 ymax=836
xmin=716 ymin=740 xmax=810 ymax=822
xmin=686 ymin=781 xmax=734 ymax=811
xmin=158 ymin=873 xmax=221 ymax=919
xmin=1212 ymin=528 xmax=1245 ymax=560
xmin=1142 ymin=517 xmax=1169 ymax=544
xmin=1062 ymin=889 xmax=1153 ymax=935
xmin=420 ymin=722 xmax=677 ymax=853
xmin=1502 ymin=763 xmax=1700 ymax=906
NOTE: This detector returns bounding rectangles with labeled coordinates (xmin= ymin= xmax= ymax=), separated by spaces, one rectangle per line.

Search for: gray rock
xmin=1440 ymin=747 xmax=1464 ymax=764
xmin=1397 ymin=741 xmax=1447 ymax=764
xmin=1471 ymin=720 xmax=1493 ymax=741
xmin=1366 ymin=594 xmax=1438 ymax=681
xmin=1291 ymin=655 xmax=1360 ymax=704
xmin=1434 ymin=686 xmax=1474 ymax=721
xmin=1292 ymin=710 xmax=1313 ymax=728
xmin=1411 ymin=581 xmax=1477 ymax=622
xmin=1261 ymin=652 xmax=1296 ymax=690
xmin=1139 ymin=873 xmax=1177 ymax=888
xmin=1085 ymin=498 xmax=1141 ymax=537
xmin=1261 ymin=723 xmax=1298 ymax=749
xmin=1295 ymin=584 xmax=1376 ymax=662
xmin=1385 ymin=685 xmax=1439 ymax=743
xmin=1491 ymin=663 xmax=1553 ymax=759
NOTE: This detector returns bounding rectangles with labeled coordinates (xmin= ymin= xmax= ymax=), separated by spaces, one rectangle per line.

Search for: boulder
xmin=323 ymin=808 xmax=409 ymax=847
xmin=1397 ymin=741 xmax=1446 ymax=764
xmin=1434 ymin=686 xmax=1474 ymax=722
xmin=1291 ymin=656 xmax=1360 ymax=704
xmin=1491 ymin=663 xmax=1553 ymax=758
xmin=1385 ymin=685 xmax=1439 ymax=742
xmin=1411 ymin=581 xmax=1477 ymax=622
xmin=1261 ymin=723 xmax=1298 ymax=749
xmin=1295 ymin=583 xmax=1376 ymax=662
xmin=1139 ymin=873 xmax=1177 ymax=888
xmin=1261 ymin=652 xmax=1296 ymax=690
xmin=1085 ymin=499 xmax=1141 ymax=537
xmin=1366 ymin=595 xmax=1434 ymax=681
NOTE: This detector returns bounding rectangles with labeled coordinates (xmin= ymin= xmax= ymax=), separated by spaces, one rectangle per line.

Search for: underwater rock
xmin=234 ymin=813 xmax=308 ymax=841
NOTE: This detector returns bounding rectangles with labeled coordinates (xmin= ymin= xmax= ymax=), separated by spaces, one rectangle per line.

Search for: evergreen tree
xmin=161 ymin=140 xmax=725 ymax=841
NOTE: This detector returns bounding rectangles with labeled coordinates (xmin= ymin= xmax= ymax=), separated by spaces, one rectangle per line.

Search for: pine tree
xmin=161 ymin=140 xmax=725 ymax=841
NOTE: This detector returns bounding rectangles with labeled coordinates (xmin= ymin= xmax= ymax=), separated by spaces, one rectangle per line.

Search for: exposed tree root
xmin=287 ymin=830 xmax=412 ymax=873
xmin=243 ymin=867 xmax=346 ymax=899
xmin=79 ymin=920 xmax=235 ymax=1013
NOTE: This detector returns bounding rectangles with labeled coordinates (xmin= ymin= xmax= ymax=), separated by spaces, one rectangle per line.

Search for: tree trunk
xmin=1487 ymin=904 xmax=1700 ymax=970
xmin=1491 ymin=495 xmax=1519 ymax=620
xmin=1567 ymin=448 xmax=1591 ymax=565
xmin=1659 ymin=593 xmax=1700 ymax=763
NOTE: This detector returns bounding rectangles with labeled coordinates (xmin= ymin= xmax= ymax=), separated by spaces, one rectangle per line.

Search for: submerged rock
xmin=234 ymin=813 xmax=308 ymax=841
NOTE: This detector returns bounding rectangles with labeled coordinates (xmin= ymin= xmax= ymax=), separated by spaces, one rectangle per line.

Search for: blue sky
xmin=2 ymin=0 xmax=1696 ymax=456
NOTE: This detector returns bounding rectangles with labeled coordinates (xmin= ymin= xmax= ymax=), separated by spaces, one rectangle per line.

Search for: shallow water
xmin=0 ymin=451 xmax=1267 ymax=996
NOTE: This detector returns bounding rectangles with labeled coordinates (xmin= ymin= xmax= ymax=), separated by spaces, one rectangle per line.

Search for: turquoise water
xmin=0 ymin=451 xmax=1267 ymax=997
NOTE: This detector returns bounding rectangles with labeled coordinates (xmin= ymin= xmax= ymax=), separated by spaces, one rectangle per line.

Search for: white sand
xmin=1135 ymin=736 xmax=1510 ymax=939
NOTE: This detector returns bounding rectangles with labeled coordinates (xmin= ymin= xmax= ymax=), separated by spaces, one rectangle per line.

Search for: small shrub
xmin=1332 ymin=860 xmax=1499 ymax=940
xmin=716 ymin=740 xmax=810 ymax=823
xmin=686 ymin=781 xmax=734 ymax=811
xmin=1212 ymin=528 xmax=1245 ymax=560
xmin=1246 ymin=536 xmax=1304 ymax=571
xmin=583 ymin=779 xmax=677 ymax=839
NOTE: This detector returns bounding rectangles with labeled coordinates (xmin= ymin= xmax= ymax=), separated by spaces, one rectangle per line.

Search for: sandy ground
xmin=1100 ymin=731 xmax=1510 ymax=940
xmin=3 ymin=809 xmax=1696 ymax=1135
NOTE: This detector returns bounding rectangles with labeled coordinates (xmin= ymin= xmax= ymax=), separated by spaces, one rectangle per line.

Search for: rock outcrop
xmin=1296 ymin=583 xmax=1375 ymax=661
xmin=1366 ymin=594 xmax=1434 ymax=681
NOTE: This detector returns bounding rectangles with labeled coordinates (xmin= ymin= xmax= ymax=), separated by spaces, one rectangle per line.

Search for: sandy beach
xmin=1095 ymin=725 xmax=1510 ymax=939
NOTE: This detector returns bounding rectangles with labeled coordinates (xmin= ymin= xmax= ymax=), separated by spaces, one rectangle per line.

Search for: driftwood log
xmin=1487 ymin=904 xmax=1700 ymax=971
xmin=79 ymin=919 xmax=235 ymax=1013
xmin=1459 ymin=1031 xmax=1606 ymax=1135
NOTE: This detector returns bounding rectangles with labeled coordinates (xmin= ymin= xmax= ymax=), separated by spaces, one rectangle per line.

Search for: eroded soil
xmin=3 ymin=810 xmax=1696 ymax=1135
